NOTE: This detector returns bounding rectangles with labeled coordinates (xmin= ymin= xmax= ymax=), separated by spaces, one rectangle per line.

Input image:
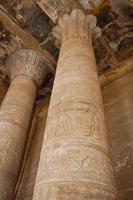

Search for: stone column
xmin=33 ymin=9 xmax=118 ymax=199
xmin=0 ymin=49 xmax=48 ymax=199
xmin=15 ymin=95 xmax=50 ymax=200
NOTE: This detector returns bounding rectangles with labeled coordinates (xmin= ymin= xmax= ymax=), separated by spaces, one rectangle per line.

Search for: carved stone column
xmin=0 ymin=49 xmax=48 ymax=199
xmin=15 ymin=95 xmax=50 ymax=200
xmin=33 ymin=9 xmax=118 ymax=199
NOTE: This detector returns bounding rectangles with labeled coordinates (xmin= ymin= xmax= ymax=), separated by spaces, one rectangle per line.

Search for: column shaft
xmin=33 ymin=9 xmax=118 ymax=199
xmin=0 ymin=49 xmax=48 ymax=199
xmin=0 ymin=76 xmax=36 ymax=199
xmin=15 ymin=96 xmax=50 ymax=200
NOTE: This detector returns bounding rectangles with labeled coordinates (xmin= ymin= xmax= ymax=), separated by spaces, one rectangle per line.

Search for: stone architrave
xmin=33 ymin=9 xmax=118 ymax=200
xmin=0 ymin=49 xmax=49 ymax=199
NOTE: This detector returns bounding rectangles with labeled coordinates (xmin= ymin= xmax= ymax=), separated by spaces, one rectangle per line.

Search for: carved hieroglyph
xmin=0 ymin=49 xmax=48 ymax=199
xmin=33 ymin=9 xmax=118 ymax=199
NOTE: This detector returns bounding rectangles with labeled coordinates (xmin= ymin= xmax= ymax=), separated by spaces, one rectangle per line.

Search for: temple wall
xmin=102 ymin=57 xmax=133 ymax=200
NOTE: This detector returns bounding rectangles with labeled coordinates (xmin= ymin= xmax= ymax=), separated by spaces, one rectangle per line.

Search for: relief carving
xmin=6 ymin=49 xmax=49 ymax=87
xmin=40 ymin=140 xmax=116 ymax=189
xmin=33 ymin=8 xmax=117 ymax=199
xmin=45 ymin=100 xmax=107 ymax=144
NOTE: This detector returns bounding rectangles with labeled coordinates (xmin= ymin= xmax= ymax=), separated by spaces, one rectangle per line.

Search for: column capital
xmin=6 ymin=49 xmax=50 ymax=87
xmin=53 ymin=9 xmax=101 ymax=45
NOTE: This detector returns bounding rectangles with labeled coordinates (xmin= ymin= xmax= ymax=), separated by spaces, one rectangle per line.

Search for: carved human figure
xmin=33 ymin=9 xmax=118 ymax=199
xmin=0 ymin=49 xmax=49 ymax=199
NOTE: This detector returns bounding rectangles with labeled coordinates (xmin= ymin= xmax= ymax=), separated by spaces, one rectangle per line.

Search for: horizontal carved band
xmin=42 ymin=137 xmax=112 ymax=158
xmin=34 ymin=181 xmax=118 ymax=199
xmin=37 ymin=139 xmax=115 ymax=191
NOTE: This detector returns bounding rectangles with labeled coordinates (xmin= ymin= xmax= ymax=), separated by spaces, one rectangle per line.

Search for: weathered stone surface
xmin=110 ymin=0 xmax=133 ymax=20
xmin=7 ymin=49 xmax=48 ymax=87
xmin=0 ymin=49 xmax=48 ymax=199
xmin=37 ymin=0 xmax=81 ymax=23
xmin=33 ymin=9 xmax=118 ymax=199
xmin=100 ymin=57 xmax=133 ymax=88
xmin=0 ymin=77 xmax=8 ymax=105
xmin=15 ymin=96 xmax=50 ymax=200
xmin=102 ymin=57 xmax=133 ymax=200
xmin=79 ymin=0 xmax=104 ymax=11
xmin=53 ymin=9 xmax=101 ymax=45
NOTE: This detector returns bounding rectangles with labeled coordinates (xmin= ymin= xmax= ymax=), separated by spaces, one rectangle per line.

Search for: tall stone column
xmin=33 ymin=9 xmax=118 ymax=199
xmin=0 ymin=49 xmax=48 ymax=199
xmin=15 ymin=95 xmax=50 ymax=200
